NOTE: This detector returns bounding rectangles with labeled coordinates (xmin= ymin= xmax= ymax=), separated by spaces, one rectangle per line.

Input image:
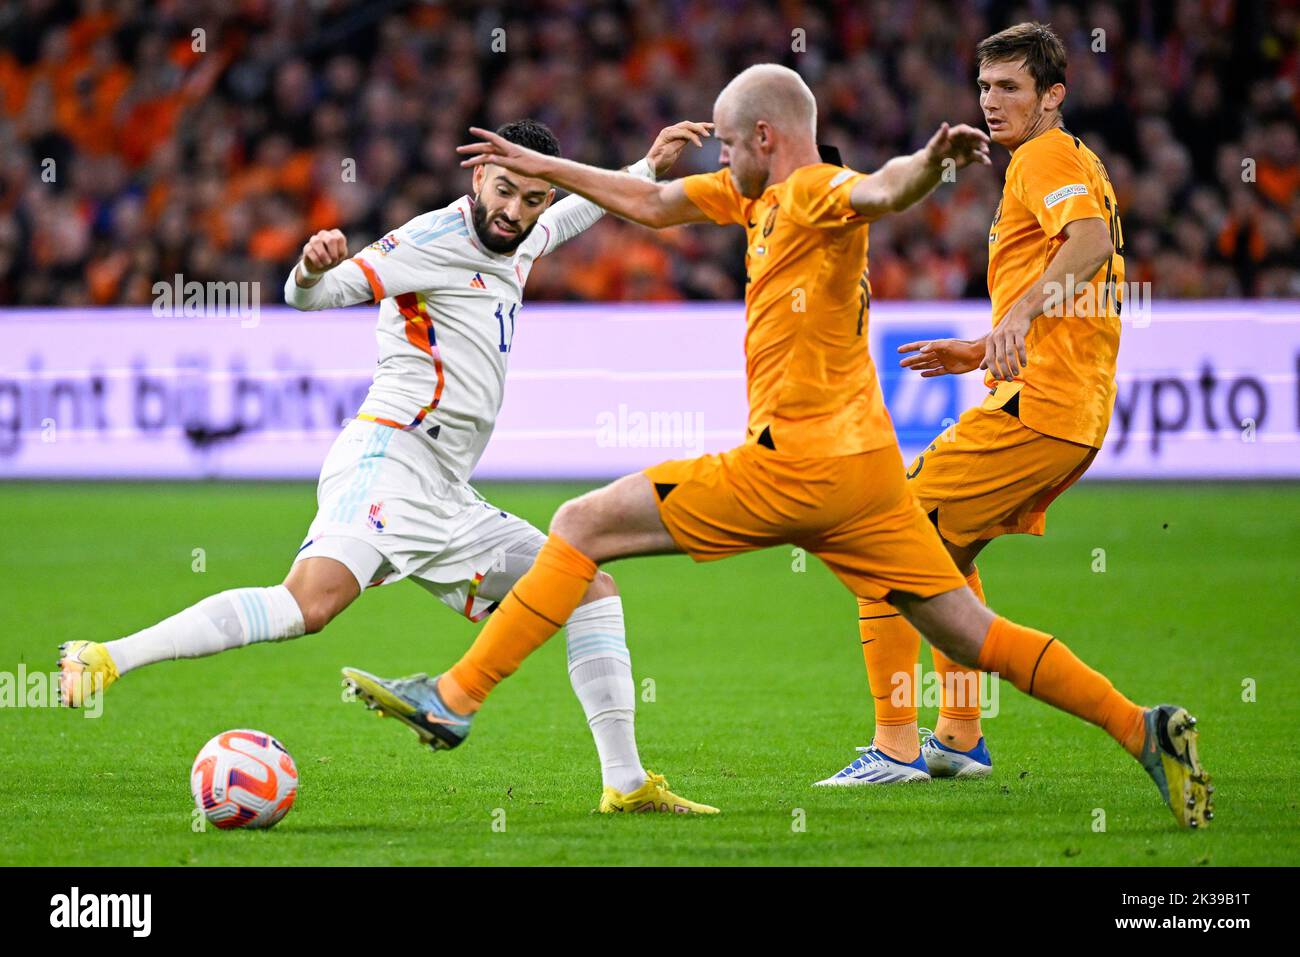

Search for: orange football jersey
xmin=985 ymin=127 xmax=1125 ymax=449
xmin=681 ymin=163 xmax=895 ymax=458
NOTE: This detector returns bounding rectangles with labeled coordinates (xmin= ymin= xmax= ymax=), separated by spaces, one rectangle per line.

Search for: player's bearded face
xmin=471 ymin=168 xmax=553 ymax=253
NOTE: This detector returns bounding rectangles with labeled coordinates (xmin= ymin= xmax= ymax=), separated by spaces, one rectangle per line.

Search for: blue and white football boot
xmin=813 ymin=743 xmax=931 ymax=786
xmin=341 ymin=668 xmax=472 ymax=751
xmin=921 ymin=728 xmax=993 ymax=779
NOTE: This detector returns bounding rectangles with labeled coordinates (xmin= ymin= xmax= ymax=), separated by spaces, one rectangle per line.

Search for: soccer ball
xmin=190 ymin=729 xmax=298 ymax=829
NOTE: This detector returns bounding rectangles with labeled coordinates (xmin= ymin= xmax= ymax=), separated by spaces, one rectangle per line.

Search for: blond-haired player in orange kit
xmin=348 ymin=63 xmax=1211 ymax=826
xmin=845 ymin=22 xmax=1153 ymax=788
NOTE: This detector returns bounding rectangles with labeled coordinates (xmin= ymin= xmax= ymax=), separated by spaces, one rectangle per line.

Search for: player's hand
xmin=298 ymin=229 xmax=349 ymax=284
xmin=897 ymin=337 xmax=986 ymax=378
xmin=457 ymin=127 xmax=549 ymax=177
xmin=924 ymin=122 xmax=992 ymax=171
xmin=983 ymin=311 xmax=1033 ymax=381
xmin=645 ymin=121 xmax=713 ymax=178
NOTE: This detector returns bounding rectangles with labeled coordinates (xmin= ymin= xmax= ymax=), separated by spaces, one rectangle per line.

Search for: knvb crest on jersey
xmin=753 ymin=204 xmax=779 ymax=256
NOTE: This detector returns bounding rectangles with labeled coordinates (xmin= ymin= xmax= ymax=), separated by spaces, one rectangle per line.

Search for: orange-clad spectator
xmin=0 ymin=52 xmax=31 ymax=116
xmin=0 ymin=2 xmax=1293 ymax=306
xmin=865 ymin=254 xmax=911 ymax=301
xmin=248 ymin=196 xmax=305 ymax=263
xmin=1256 ymin=121 xmax=1299 ymax=208
xmin=248 ymin=223 xmax=303 ymax=263
xmin=66 ymin=6 xmax=119 ymax=54
xmin=1217 ymin=192 xmax=1269 ymax=263
xmin=306 ymin=191 xmax=344 ymax=235
xmin=562 ymin=220 xmax=678 ymax=301
xmin=86 ymin=250 xmax=131 ymax=304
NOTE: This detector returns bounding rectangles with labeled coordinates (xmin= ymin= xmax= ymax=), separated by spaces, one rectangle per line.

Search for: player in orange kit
xmin=845 ymin=22 xmax=1138 ymax=786
xmin=346 ymin=62 xmax=1211 ymax=826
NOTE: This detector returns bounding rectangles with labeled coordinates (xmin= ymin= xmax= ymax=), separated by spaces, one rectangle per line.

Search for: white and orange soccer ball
xmin=190 ymin=729 xmax=298 ymax=829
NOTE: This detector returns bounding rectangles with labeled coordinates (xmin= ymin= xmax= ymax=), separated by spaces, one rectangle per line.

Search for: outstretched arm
xmin=536 ymin=120 xmax=715 ymax=252
xmin=459 ymin=125 xmax=713 ymax=229
xmin=535 ymin=162 xmax=655 ymax=252
xmin=849 ymin=123 xmax=991 ymax=222
xmin=897 ymin=335 xmax=989 ymax=378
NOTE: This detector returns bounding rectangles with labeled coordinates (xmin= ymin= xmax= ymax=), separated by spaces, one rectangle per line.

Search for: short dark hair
xmin=976 ymin=21 xmax=1067 ymax=96
xmin=496 ymin=118 xmax=561 ymax=157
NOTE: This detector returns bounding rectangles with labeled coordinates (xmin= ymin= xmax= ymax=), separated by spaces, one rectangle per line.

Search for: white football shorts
xmin=292 ymin=419 xmax=547 ymax=621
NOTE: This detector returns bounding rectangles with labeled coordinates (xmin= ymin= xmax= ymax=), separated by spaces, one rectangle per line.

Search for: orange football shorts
xmin=643 ymin=441 xmax=967 ymax=601
xmin=905 ymin=402 xmax=1098 ymax=548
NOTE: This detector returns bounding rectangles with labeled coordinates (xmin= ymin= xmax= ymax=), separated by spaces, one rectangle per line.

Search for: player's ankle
xmin=437 ymin=673 xmax=481 ymax=715
xmin=874 ymin=722 xmax=921 ymax=763
xmin=934 ymin=715 xmax=982 ymax=751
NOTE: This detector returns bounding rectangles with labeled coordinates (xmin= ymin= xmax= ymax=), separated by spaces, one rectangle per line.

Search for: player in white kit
xmin=58 ymin=118 xmax=719 ymax=814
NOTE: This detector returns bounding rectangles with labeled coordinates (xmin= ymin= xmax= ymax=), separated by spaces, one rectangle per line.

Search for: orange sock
xmin=858 ymin=596 xmax=921 ymax=761
xmin=932 ymin=566 xmax=985 ymax=750
xmin=978 ymin=615 xmax=1146 ymax=756
xmin=447 ymin=533 xmax=596 ymax=706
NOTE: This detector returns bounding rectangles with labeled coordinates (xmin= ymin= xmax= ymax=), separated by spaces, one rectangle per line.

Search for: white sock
xmin=565 ymin=596 xmax=646 ymax=794
xmin=104 ymin=586 xmax=306 ymax=675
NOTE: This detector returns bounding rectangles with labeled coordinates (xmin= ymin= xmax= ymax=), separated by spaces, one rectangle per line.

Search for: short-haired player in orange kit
xmin=349 ymin=61 xmax=1211 ymax=827
xmin=849 ymin=21 xmax=1144 ymax=787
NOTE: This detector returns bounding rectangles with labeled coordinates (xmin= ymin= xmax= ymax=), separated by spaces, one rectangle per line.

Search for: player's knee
xmin=297 ymin=599 xmax=332 ymax=635
xmin=550 ymin=498 xmax=593 ymax=551
xmin=286 ymin=585 xmax=345 ymax=635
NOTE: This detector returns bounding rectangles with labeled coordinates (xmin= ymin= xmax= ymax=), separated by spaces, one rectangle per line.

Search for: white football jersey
xmin=284 ymin=159 xmax=653 ymax=482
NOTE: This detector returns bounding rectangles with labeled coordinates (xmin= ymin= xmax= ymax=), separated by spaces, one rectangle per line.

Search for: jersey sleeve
xmin=1008 ymin=138 xmax=1107 ymax=240
xmin=783 ymin=164 xmax=869 ymax=229
xmin=282 ymin=258 xmax=376 ymax=310
xmin=680 ymin=168 xmax=748 ymax=226
xmin=347 ymin=216 xmax=451 ymax=302
xmin=531 ymin=157 xmax=657 ymax=257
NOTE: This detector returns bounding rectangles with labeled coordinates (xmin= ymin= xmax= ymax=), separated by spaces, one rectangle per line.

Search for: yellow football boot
xmin=57 ymin=640 xmax=119 ymax=708
xmin=598 ymin=771 xmax=720 ymax=814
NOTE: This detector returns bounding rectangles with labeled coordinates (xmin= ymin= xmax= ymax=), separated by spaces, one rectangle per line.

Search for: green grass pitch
xmin=1 ymin=480 xmax=1296 ymax=866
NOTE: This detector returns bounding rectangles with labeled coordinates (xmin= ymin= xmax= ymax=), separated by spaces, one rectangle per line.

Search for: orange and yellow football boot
xmin=57 ymin=640 xmax=119 ymax=708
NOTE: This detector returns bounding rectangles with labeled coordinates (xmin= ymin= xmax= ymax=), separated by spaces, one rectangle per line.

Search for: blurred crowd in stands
xmin=1 ymin=0 xmax=1296 ymax=307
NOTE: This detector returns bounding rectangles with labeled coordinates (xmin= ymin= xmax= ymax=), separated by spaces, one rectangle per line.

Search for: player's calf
xmin=892 ymin=585 xmax=992 ymax=669
xmin=62 ymin=585 xmax=308 ymax=707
